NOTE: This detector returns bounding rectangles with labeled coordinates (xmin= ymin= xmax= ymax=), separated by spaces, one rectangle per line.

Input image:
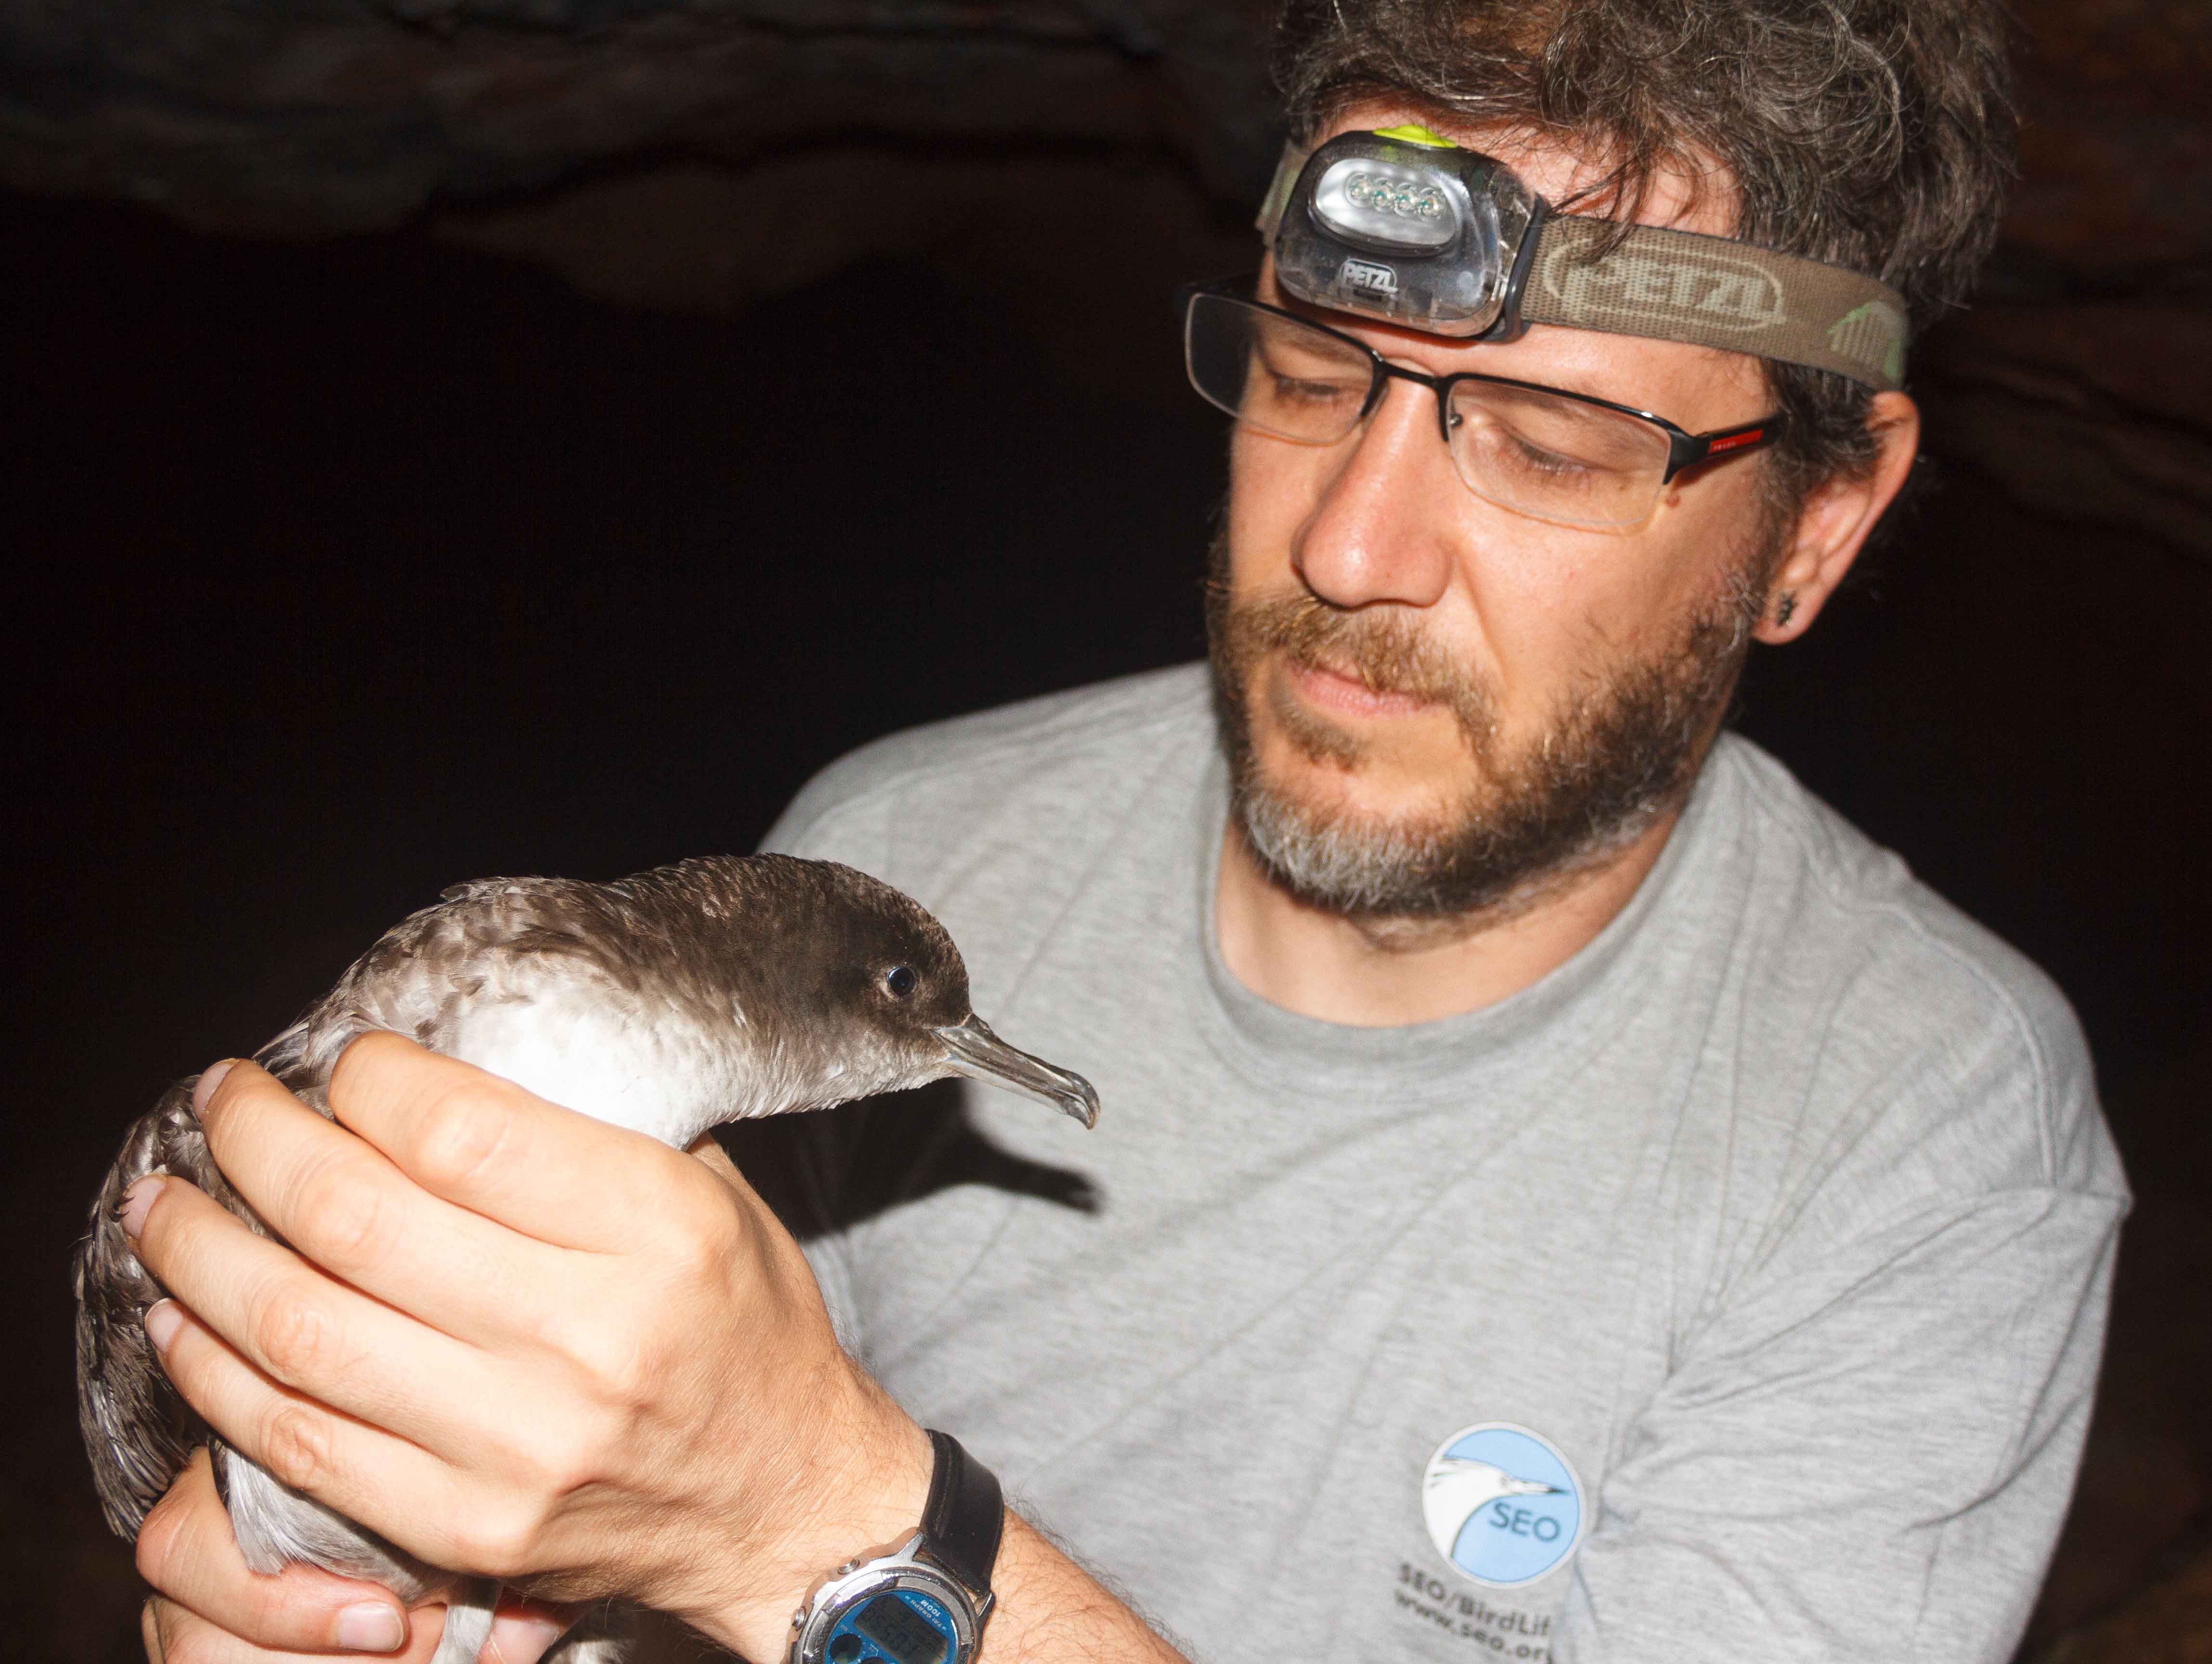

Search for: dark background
xmin=4 ymin=1 xmax=2210 ymax=1659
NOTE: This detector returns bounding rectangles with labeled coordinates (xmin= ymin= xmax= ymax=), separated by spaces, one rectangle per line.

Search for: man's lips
xmin=1281 ymin=654 xmax=1440 ymax=719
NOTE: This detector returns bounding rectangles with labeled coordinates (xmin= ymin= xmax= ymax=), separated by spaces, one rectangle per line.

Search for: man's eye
xmin=1273 ymin=374 xmax=1356 ymax=405
xmin=1513 ymin=439 xmax=1591 ymax=476
xmin=1489 ymin=429 xmax=1602 ymax=480
xmin=885 ymin=964 xmax=918 ymax=998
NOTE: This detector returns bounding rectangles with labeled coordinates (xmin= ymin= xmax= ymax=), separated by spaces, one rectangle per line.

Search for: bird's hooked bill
xmin=935 ymin=1017 xmax=1101 ymax=1128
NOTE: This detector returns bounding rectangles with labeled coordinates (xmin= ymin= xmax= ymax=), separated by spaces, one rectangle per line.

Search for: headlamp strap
xmin=1254 ymin=141 xmax=1303 ymax=254
xmin=1256 ymin=139 xmax=1910 ymax=391
xmin=1522 ymin=216 xmax=1908 ymax=391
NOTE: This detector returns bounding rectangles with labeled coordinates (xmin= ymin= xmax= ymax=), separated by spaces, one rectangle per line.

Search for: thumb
xmin=482 ymin=1594 xmax=582 ymax=1664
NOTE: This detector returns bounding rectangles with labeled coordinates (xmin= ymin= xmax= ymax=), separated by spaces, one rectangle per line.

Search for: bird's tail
xmin=428 ymin=1578 xmax=501 ymax=1664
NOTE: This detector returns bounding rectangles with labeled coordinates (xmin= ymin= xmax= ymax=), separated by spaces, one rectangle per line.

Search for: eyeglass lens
xmin=1184 ymin=292 xmax=1673 ymax=529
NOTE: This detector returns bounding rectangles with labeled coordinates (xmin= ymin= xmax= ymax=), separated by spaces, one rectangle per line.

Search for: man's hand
xmin=135 ymin=1448 xmax=582 ymax=1663
xmin=122 ymin=1033 xmax=932 ymax=1661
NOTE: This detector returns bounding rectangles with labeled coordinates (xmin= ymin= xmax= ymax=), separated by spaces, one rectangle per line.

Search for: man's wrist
xmin=697 ymin=1378 xmax=935 ymax=1663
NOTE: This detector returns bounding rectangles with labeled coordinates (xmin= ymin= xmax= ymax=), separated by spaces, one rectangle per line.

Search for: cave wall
xmin=0 ymin=0 xmax=1279 ymax=231
xmin=7 ymin=0 xmax=2210 ymax=560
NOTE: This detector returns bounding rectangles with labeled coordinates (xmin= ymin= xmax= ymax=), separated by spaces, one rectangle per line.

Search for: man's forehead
xmin=1254 ymin=263 xmax=1759 ymax=423
xmin=1317 ymin=103 xmax=1741 ymax=241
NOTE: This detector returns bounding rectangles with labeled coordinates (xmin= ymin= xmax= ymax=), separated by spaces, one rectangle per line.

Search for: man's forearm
xmin=698 ymin=1399 xmax=1192 ymax=1664
xmin=978 ymin=1511 xmax=1194 ymax=1664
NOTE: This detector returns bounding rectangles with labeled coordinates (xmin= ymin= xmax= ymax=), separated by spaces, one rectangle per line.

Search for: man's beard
xmin=1205 ymin=528 xmax=1768 ymax=926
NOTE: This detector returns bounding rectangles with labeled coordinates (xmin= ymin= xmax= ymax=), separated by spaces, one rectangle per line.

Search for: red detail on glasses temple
xmin=1706 ymin=429 xmax=1766 ymax=454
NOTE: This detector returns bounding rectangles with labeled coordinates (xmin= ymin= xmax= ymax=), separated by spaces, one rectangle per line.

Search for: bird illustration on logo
xmin=1421 ymin=1424 xmax=1585 ymax=1587
xmin=1422 ymin=1456 xmax=1560 ymax=1551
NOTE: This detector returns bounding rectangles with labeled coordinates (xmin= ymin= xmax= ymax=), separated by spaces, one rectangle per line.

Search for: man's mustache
xmin=1215 ymin=584 xmax=1498 ymax=753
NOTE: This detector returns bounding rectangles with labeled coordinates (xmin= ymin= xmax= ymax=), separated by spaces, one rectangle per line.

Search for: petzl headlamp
xmin=1258 ymin=126 xmax=1910 ymax=390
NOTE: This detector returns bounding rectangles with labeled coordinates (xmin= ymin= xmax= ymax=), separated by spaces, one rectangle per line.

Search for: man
xmin=121 ymin=0 xmax=2125 ymax=1660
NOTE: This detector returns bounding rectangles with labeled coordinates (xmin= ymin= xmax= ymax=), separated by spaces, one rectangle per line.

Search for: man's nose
xmin=1289 ymin=371 xmax=1461 ymax=611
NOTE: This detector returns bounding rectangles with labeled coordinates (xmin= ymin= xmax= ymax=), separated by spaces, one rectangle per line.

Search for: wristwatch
xmin=787 ymin=1430 xmax=1003 ymax=1664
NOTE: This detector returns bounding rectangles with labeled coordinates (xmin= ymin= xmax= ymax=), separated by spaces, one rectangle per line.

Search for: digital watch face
xmin=817 ymin=1584 xmax=963 ymax=1664
xmin=851 ymin=1592 xmax=951 ymax=1664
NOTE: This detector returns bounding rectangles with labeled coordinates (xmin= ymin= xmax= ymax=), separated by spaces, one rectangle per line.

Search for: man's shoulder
xmin=1704 ymin=735 xmax=2118 ymax=1196
xmin=1713 ymin=733 xmax=2066 ymax=1041
xmin=763 ymin=663 xmax=1212 ymax=873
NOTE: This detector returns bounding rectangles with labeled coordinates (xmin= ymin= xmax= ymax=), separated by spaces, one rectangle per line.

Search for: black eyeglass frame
xmin=1178 ymin=274 xmax=1787 ymax=488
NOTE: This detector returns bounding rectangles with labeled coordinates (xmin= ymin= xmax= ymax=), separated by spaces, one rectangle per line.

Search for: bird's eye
xmin=885 ymin=964 xmax=918 ymax=998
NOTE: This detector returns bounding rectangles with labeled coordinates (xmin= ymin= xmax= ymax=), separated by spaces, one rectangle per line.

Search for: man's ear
xmin=1754 ymin=390 xmax=1920 ymax=644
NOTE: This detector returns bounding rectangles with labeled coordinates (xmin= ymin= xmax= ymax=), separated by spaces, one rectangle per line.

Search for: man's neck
xmin=1214 ymin=804 xmax=1683 ymax=1027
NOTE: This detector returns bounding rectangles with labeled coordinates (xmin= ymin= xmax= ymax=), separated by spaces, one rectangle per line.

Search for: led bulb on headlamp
xmin=1312 ymin=158 xmax=1463 ymax=252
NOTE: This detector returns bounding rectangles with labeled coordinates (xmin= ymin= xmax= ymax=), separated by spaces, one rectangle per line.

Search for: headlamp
xmin=1257 ymin=125 xmax=1910 ymax=390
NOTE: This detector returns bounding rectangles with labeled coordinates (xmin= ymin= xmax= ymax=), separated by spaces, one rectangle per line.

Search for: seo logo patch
xmin=1421 ymin=1423 xmax=1585 ymax=1588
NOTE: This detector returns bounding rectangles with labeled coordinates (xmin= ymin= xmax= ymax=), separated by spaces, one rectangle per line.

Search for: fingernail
xmin=144 ymin=1299 xmax=183 ymax=1355
xmin=191 ymin=1059 xmax=236 ymax=1117
xmin=336 ymin=1601 xmax=407 ymax=1653
xmin=118 ymin=1176 xmax=167 ymax=1240
xmin=487 ymin=1608 xmax=572 ymax=1664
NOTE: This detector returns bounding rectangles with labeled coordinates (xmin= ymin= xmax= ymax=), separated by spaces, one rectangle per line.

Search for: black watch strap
xmin=920 ymin=1430 xmax=1003 ymax=1599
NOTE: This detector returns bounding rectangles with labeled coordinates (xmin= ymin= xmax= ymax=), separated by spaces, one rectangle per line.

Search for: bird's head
xmin=686 ymin=855 xmax=1099 ymax=1128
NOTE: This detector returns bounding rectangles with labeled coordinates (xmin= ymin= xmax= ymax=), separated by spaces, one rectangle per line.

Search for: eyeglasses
xmin=1178 ymin=275 xmax=1785 ymax=531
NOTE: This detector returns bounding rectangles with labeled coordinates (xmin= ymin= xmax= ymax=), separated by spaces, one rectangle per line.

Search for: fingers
xmin=130 ymin=1178 xmax=493 ymax=1449
xmin=140 ymin=1299 xmax=483 ymax=1563
xmin=186 ymin=1059 xmax=564 ymax=1347
xmin=485 ymin=1595 xmax=581 ymax=1664
xmin=322 ymin=1033 xmax=716 ymax=1253
xmin=135 ymin=1449 xmax=416 ymax=1658
xmin=137 ymin=1453 xmax=579 ymax=1664
xmin=145 ymin=1596 xmax=449 ymax=1664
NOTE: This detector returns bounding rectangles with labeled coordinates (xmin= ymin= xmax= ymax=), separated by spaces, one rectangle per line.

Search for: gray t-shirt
xmin=760 ymin=664 xmax=2126 ymax=1664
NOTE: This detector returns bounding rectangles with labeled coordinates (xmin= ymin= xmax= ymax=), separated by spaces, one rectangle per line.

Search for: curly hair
xmin=1270 ymin=0 xmax=2018 ymax=507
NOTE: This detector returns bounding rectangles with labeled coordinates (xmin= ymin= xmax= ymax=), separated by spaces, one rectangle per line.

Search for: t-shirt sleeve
xmin=1558 ymin=981 xmax=2127 ymax=1663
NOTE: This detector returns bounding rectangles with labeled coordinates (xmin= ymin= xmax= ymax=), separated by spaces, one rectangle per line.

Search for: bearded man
xmin=123 ymin=1 xmax=2125 ymax=1661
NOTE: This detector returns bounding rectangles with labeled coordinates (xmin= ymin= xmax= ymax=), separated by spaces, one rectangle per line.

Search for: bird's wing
xmin=1429 ymin=1457 xmax=1559 ymax=1496
xmin=248 ymin=879 xmax=608 ymax=1113
xmin=298 ymin=881 xmax=719 ymax=1143
xmin=1429 ymin=1457 xmax=1506 ymax=1486
xmin=72 ymin=1076 xmax=255 ymax=1538
xmin=71 ymin=877 xmax=632 ymax=1548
